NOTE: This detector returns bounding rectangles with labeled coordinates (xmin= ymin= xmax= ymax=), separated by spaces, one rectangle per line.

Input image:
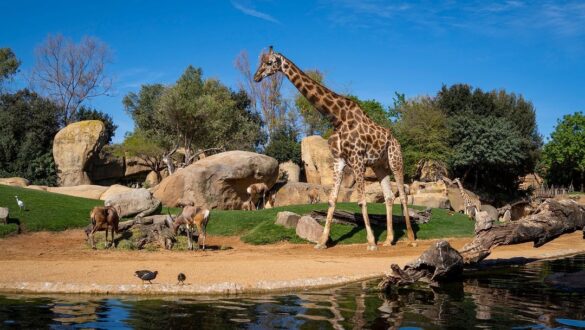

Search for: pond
xmin=1 ymin=254 xmax=584 ymax=329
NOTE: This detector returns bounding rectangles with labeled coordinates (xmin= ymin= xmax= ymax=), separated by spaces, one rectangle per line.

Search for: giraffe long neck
xmin=277 ymin=53 xmax=343 ymax=127
xmin=455 ymin=180 xmax=469 ymax=201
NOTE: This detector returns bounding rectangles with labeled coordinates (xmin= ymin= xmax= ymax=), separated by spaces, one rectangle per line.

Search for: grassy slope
xmin=0 ymin=184 xmax=102 ymax=237
xmin=0 ymin=184 xmax=475 ymax=244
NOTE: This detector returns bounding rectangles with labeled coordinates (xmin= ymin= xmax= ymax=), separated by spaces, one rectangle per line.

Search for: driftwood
xmin=84 ymin=214 xmax=176 ymax=250
xmin=310 ymin=208 xmax=432 ymax=227
xmin=379 ymin=199 xmax=585 ymax=291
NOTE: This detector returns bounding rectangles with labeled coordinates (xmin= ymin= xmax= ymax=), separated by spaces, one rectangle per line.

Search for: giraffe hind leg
xmin=374 ymin=167 xmax=396 ymax=246
xmin=388 ymin=148 xmax=416 ymax=244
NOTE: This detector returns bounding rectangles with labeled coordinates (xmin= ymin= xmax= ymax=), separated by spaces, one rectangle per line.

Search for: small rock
xmin=0 ymin=207 xmax=8 ymax=224
xmin=295 ymin=215 xmax=324 ymax=243
xmin=500 ymin=209 xmax=511 ymax=222
xmin=275 ymin=211 xmax=301 ymax=229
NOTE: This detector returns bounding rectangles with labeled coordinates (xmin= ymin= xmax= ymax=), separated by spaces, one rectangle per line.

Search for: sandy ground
xmin=0 ymin=230 xmax=584 ymax=295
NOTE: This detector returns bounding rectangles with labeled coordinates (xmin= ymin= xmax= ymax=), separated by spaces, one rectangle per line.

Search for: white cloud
xmin=232 ymin=1 xmax=280 ymax=24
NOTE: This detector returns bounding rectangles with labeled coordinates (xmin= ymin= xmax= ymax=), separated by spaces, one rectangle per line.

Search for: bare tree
xmin=234 ymin=50 xmax=286 ymax=137
xmin=31 ymin=34 xmax=112 ymax=124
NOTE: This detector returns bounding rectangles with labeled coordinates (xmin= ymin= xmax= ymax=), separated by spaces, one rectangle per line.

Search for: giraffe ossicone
xmin=254 ymin=46 xmax=416 ymax=250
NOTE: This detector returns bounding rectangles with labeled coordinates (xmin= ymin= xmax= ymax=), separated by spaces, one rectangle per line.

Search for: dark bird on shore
xmin=177 ymin=273 xmax=186 ymax=285
xmin=135 ymin=270 xmax=158 ymax=284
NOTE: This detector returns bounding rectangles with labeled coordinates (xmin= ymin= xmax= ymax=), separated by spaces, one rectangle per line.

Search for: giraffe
xmin=254 ymin=46 xmax=415 ymax=250
xmin=447 ymin=177 xmax=481 ymax=217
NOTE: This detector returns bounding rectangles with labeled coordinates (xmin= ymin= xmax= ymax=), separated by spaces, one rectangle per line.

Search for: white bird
xmin=14 ymin=196 xmax=25 ymax=213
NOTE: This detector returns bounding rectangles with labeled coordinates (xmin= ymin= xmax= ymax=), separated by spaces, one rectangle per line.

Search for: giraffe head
xmin=253 ymin=46 xmax=282 ymax=82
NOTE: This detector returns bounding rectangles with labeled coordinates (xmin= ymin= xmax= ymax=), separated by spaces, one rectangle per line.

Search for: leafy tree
xmin=436 ymin=84 xmax=541 ymax=195
xmin=347 ymin=95 xmax=392 ymax=127
xmin=235 ymin=50 xmax=288 ymax=138
xmin=74 ymin=106 xmax=118 ymax=144
xmin=0 ymin=89 xmax=60 ymax=185
xmin=539 ymin=112 xmax=585 ymax=190
xmin=393 ymin=96 xmax=450 ymax=179
xmin=123 ymin=83 xmax=169 ymax=147
xmin=0 ymin=48 xmax=20 ymax=88
xmin=295 ymin=70 xmax=330 ymax=136
xmin=113 ymin=130 xmax=166 ymax=182
xmin=31 ymin=34 xmax=112 ymax=124
xmin=264 ymin=123 xmax=301 ymax=165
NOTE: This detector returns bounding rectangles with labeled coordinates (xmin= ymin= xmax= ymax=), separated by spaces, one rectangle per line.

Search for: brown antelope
xmin=172 ymin=206 xmax=211 ymax=250
xmin=308 ymin=187 xmax=320 ymax=204
xmin=246 ymin=182 xmax=269 ymax=210
xmin=88 ymin=206 xmax=119 ymax=249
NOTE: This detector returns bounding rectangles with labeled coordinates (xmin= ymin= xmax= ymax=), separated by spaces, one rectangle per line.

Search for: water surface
xmin=1 ymin=255 xmax=585 ymax=329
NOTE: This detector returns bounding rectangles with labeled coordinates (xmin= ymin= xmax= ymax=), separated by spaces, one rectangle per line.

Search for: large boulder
xmin=104 ymin=188 xmax=161 ymax=218
xmin=412 ymin=193 xmax=450 ymax=209
xmin=275 ymin=211 xmax=301 ymax=229
xmin=0 ymin=177 xmax=29 ymax=187
xmin=273 ymin=182 xmax=354 ymax=207
xmin=447 ymin=187 xmax=480 ymax=213
xmin=350 ymin=182 xmax=385 ymax=203
xmin=124 ymin=157 xmax=152 ymax=178
xmin=100 ymin=184 xmax=134 ymax=201
xmin=519 ymin=173 xmax=543 ymax=190
xmin=86 ymin=153 xmax=125 ymax=186
xmin=301 ymin=136 xmax=355 ymax=188
xmin=53 ymin=120 xmax=106 ymax=186
xmin=279 ymin=161 xmax=300 ymax=183
xmin=410 ymin=180 xmax=447 ymax=195
xmin=47 ymin=185 xmax=109 ymax=200
xmin=295 ymin=215 xmax=324 ymax=243
xmin=480 ymin=204 xmax=498 ymax=222
xmin=153 ymin=151 xmax=279 ymax=209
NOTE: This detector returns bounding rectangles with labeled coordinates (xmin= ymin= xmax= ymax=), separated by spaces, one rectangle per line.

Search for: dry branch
xmin=379 ymin=199 xmax=585 ymax=291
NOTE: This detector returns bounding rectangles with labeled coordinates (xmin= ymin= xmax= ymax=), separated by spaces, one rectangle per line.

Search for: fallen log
xmin=83 ymin=214 xmax=176 ymax=250
xmin=379 ymin=199 xmax=585 ymax=291
xmin=310 ymin=208 xmax=432 ymax=227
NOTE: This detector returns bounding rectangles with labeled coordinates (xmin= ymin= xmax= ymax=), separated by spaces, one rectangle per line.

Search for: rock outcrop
xmin=47 ymin=185 xmax=109 ymax=200
xmin=0 ymin=177 xmax=30 ymax=187
xmin=153 ymin=151 xmax=279 ymax=209
xmin=301 ymin=136 xmax=355 ymax=188
xmin=53 ymin=120 xmax=106 ymax=187
xmin=278 ymin=161 xmax=300 ymax=183
xmin=273 ymin=182 xmax=354 ymax=207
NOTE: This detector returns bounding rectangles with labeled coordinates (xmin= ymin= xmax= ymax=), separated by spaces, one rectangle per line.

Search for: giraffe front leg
xmin=355 ymin=164 xmax=377 ymax=251
xmin=315 ymin=158 xmax=345 ymax=249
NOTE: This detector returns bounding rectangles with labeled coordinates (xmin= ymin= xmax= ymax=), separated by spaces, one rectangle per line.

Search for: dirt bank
xmin=0 ymin=230 xmax=584 ymax=295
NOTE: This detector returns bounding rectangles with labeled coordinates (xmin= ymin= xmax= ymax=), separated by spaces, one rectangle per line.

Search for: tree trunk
xmin=379 ymin=199 xmax=585 ymax=291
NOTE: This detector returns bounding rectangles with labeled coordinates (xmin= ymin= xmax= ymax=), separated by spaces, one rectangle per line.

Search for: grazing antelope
xmin=246 ymin=182 xmax=269 ymax=210
xmin=88 ymin=206 xmax=119 ymax=249
xmin=172 ymin=206 xmax=211 ymax=250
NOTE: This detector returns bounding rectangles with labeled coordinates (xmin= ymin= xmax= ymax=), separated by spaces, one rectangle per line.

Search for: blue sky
xmin=3 ymin=0 xmax=584 ymax=143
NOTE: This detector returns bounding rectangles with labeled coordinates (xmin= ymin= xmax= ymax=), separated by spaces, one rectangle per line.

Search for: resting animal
xmin=172 ymin=206 xmax=211 ymax=250
xmin=88 ymin=206 xmax=119 ymax=249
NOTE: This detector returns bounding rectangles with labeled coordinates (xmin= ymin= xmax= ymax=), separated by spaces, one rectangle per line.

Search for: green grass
xmin=167 ymin=202 xmax=475 ymax=245
xmin=0 ymin=184 xmax=102 ymax=237
xmin=0 ymin=184 xmax=475 ymax=244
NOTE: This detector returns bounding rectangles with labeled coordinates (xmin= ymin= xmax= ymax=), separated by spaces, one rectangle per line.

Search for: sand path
xmin=0 ymin=230 xmax=584 ymax=295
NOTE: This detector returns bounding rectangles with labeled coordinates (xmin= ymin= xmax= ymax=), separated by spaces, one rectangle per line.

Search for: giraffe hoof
xmin=367 ymin=244 xmax=378 ymax=251
xmin=382 ymin=240 xmax=394 ymax=247
xmin=314 ymin=243 xmax=328 ymax=250
xmin=407 ymin=241 xmax=418 ymax=248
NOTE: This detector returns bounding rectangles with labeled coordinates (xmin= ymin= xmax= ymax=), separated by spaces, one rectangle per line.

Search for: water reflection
xmin=1 ymin=255 xmax=584 ymax=329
